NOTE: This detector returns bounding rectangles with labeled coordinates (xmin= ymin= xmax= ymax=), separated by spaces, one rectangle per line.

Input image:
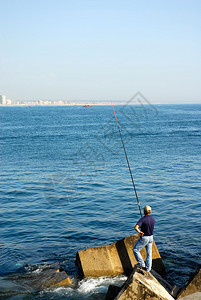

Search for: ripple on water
xmin=0 ymin=105 xmax=201 ymax=298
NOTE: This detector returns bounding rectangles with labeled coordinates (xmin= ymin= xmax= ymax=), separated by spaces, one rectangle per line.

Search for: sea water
xmin=0 ymin=104 xmax=201 ymax=299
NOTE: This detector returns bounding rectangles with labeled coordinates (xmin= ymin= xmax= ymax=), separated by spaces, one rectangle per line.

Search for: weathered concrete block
xmin=177 ymin=267 xmax=201 ymax=298
xmin=171 ymin=285 xmax=182 ymax=298
xmin=151 ymin=270 xmax=173 ymax=294
xmin=106 ymin=265 xmax=174 ymax=300
xmin=15 ymin=263 xmax=72 ymax=290
xmin=179 ymin=292 xmax=201 ymax=300
xmin=76 ymin=234 xmax=165 ymax=277
xmin=105 ymin=270 xmax=173 ymax=300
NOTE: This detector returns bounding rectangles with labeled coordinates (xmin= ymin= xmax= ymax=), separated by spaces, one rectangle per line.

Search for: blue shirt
xmin=137 ymin=215 xmax=155 ymax=236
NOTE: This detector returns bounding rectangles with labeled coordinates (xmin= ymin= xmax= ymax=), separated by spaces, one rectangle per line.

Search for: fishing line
xmin=111 ymin=103 xmax=143 ymax=217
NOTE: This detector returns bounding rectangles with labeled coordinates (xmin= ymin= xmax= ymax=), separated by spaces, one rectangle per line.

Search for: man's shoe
xmin=135 ymin=264 xmax=146 ymax=270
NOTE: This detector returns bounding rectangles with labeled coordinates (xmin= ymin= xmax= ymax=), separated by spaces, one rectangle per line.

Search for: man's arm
xmin=135 ymin=224 xmax=144 ymax=236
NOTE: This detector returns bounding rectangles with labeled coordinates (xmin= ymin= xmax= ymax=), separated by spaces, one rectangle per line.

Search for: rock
xmin=179 ymin=292 xmax=201 ymax=300
xmin=150 ymin=269 xmax=173 ymax=294
xmin=171 ymin=285 xmax=182 ymax=298
xmin=177 ymin=267 xmax=201 ymax=298
xmin=15 ymin=263 xmax=72 ymax=290
xmin=76 ymin=234 xmax=165 ymax=277
xmin=105 ymin=265 xmax=174 ymax=300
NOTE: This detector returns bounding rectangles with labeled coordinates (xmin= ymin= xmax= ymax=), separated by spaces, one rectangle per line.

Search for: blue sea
xmin=0 ymin=104 xmax=201 ymax=299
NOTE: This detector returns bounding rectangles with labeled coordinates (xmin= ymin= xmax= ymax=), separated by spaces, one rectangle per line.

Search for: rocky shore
xmin=2 ymin=234 xmax=200 ymax=299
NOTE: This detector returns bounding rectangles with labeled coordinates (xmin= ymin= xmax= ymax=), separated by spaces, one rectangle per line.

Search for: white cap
xmin=143 ymin=205 xmax=152 ymax=213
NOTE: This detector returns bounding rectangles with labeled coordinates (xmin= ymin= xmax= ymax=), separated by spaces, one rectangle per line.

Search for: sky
xmin=0 ymin=0 xmax=201 ymax=103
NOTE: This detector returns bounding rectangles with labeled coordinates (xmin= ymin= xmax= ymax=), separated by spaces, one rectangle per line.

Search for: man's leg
xmin=133 ymin=237 xmax=148 ymax=268
xmin=145 ymin=235 xmax=153 ymax=272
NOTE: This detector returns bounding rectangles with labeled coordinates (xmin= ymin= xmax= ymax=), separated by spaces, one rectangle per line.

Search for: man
xmin=133 ymin=205 xmax=155 ymax=272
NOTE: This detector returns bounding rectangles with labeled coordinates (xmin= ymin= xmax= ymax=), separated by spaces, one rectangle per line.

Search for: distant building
xmin=7 ymin=99 xmax=12 ymax=105
xmin=0 ymin=95 xmax=7 ymax=105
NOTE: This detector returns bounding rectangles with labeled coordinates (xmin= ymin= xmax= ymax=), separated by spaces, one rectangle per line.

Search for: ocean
xmin=0 ymin=104 xmax=201 ymax=299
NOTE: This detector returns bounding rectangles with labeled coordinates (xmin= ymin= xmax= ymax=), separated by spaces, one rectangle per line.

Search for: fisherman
xmin=133 ymin=205 xmax=155 ymax=272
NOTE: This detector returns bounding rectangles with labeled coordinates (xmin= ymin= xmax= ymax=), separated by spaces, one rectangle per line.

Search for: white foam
xmin=32 ymin=268 xmax=42 ymax=274
xmin=42 ymin=275 xmax=127 ymax=298
xmin=77 ymin=275 xmax=127 ymax=294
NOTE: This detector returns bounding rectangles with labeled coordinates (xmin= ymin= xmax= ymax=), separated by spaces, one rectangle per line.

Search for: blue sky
xmin=0 ymin=0 xmax=200 ymax=103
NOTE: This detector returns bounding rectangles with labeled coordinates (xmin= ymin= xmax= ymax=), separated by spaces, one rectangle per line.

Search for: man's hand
xmin=135 ymin=224 xmax=144 ymax=237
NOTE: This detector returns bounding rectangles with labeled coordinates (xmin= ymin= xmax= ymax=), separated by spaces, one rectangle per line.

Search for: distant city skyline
xmin=1 ymin=93 xmax=201 ymax=106
xmin=0 ymin=0 xmax=201 ymax=104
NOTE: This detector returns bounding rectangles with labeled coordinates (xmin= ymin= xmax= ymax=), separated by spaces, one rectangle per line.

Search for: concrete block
xmin=151 ymin=269 xmax=173 ymax=294
xmin=179 ymin=292 xmax=201 ymax=300
xmin=177 ymin=267 xmax=201 ymax=298
xmin=106 ymin=265 xmax=174 ymax=300
xmin=76 ymin=234 xmax=165 ymax=277
xmin=171 ymin=285 xmax=182 ymax=298
xmin=15 ymin=263 xmax=72 ymax=290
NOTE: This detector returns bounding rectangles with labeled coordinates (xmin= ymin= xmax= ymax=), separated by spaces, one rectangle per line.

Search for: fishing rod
xmin=111 ymin=103 xmax=143 ymax=217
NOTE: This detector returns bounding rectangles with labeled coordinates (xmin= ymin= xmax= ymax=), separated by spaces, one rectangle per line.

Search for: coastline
xmin=0 ymin=102 xmax=200 ymax=107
